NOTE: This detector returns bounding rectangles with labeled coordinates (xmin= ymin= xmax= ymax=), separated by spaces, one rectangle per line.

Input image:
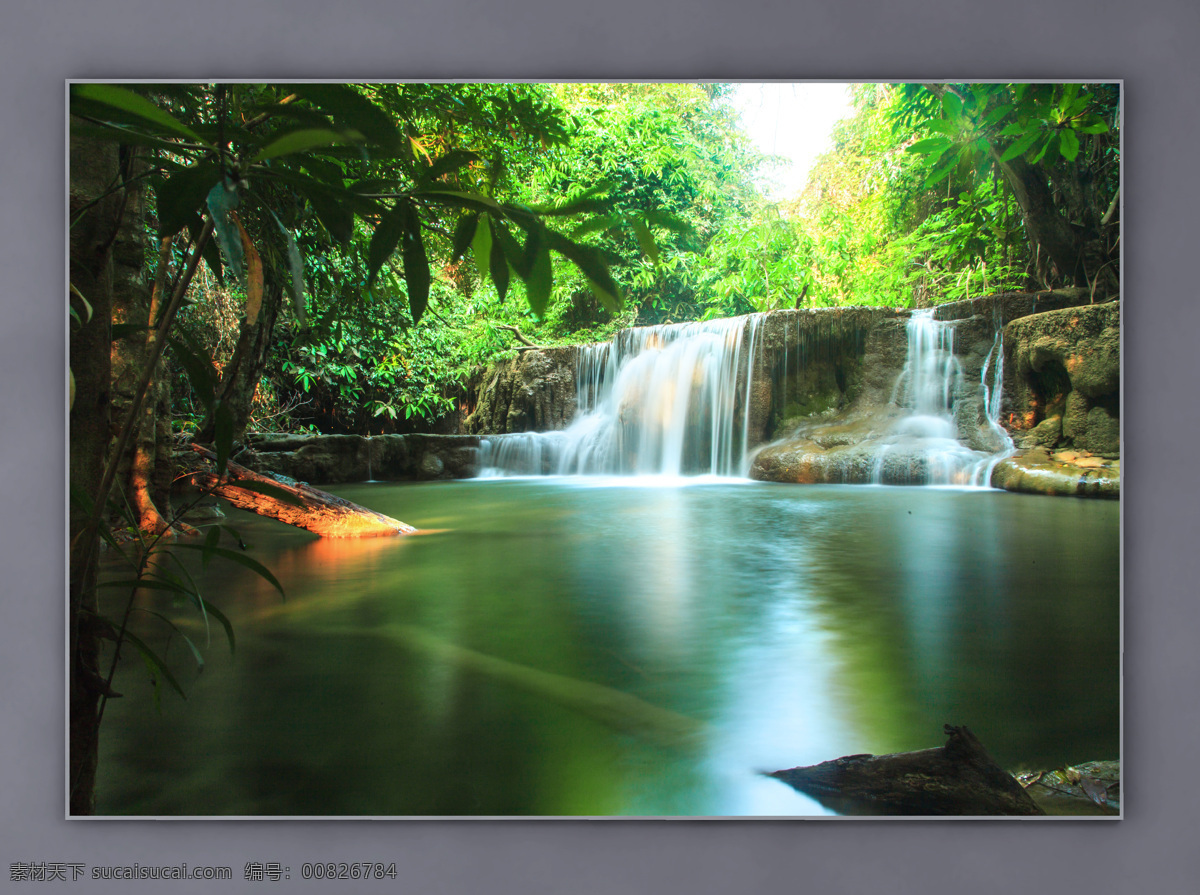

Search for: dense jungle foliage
xmin=71 ymin=81 xmax=1119 ymax=440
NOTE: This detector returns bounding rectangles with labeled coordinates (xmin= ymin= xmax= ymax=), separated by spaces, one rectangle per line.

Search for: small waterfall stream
xmin=479 ymin=316 xmax=765 ymax=478
xmin=871 ymin=309 xmax=1011 ymax=487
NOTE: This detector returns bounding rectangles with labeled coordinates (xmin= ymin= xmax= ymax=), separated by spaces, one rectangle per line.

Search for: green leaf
xmin=156 ymin=162 xmax=220 ymax=238
xmin=290 ymin=84 xmax=400 ymax=152
xmin=188 ymin=216 xmax=225 ymax=287
xmin=471 ymin=214 xmax=493 ymax=281
xmin=531 ymin=183 xmax=614 ymax=216
xmin=630 ymin=215 xmax=660 ymax=264
xmin=907 ymin=136 xmax=953 ymax=155
xmin=1000 ymin=130 xmax=1040 ymax=162
xmin=123 ymin=630 xmax=187 ymax=707
xmin=570 ymin=214 xmax=623 ymax=239
xmin=252 ymin=128 xmax=358 ymax=162
xmin=202 ymin=600 xmax=236 ymax=653
xmin=400 ymin=205 xmax=430 ymax=325
xmin=942 ymin=92 xmax=964 ymax=120
xmin=1077 ymin=118 xmax=1110 ymax=134
xmin=1031 ymin=133 xmax=1057 ymax=164
xmin=544 ymin=230 xmax=623 ymax=313
xmin=983 ymin=103 xmax=1015 ymax=127
xmin=489 ymin=222 xmax=511 ymax=303
xmin=421 ymin=149 xmax=481 ymax=184
xmin=71 ymin=84 xmax=208 ymax=145
xmin=206 ymin=181 xmax=244 ymax=281
xmin=412 ymin=189 xmax=504 ymax=214
xmin=298 ymin=155 xmax=349 ymax=186
xmin=450 ymin=214 xmax=478 ymax=264
xmin=923 ymin=159 xmax=957 ymax=189
xmin=268 ymin=209 xmax=305 ymax=326
xmin=302 ymin=185 xmax=357 ymax=243
xmin=246 ymin=102 xmax=339 ymax=132
xmin=1059 ymin=127 xmax=1081 ymax=162
xmin=525 ymin=241 xmax=553 ymax=317
xmin=513 ymin=220 xmax=543 ymax=280
xmin=267 ymin=171 xmax=370 ymax=243
xmin=367 ymin=202 xmax=407 ymax=290
xmin=644 ymin=209 xmax=696 ymax=239
xmin=69 ymin=283 xmax=93 ymax=325
xmin=177 ymin=631 xmax=206 ymax=671
xmin=174 ymin=544 xmax=285 ymax=597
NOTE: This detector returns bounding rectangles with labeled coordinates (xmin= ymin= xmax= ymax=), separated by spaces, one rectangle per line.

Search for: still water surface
xmin=97 ymin=479 xmax=1119 ymax=816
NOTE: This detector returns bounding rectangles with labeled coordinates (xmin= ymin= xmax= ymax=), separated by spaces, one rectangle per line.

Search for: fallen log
xmin=180 ymin=445 xmax=416 ymax=538
xmin=767 ymin=724 xmax=1045 ymax=816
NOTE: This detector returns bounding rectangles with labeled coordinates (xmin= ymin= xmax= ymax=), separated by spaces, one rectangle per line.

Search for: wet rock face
xmin=749 ymin=291 xmax=1102 ymax=489
xmin=1003 ymin=300 xmax=1120 ymax=458
xmin=240 ymin=433 xmax=371 ymax=483
xmin=464 ymin=347 xmax=580 ymax=435
xmin=240 ymin=433 xmax=481 ymax=483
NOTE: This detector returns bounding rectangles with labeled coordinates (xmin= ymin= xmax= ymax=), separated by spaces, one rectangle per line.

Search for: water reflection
xmin=96 ymin=481 xmax=1118 ymax=816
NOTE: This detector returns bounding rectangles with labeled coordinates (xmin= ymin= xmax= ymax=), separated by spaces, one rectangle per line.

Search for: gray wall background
xmin=5 ymin=1 xmax=1195 ymax=892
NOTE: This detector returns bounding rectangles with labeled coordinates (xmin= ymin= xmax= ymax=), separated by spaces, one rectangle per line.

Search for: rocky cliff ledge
xmin=463 ymin=346 xmax=580 ymax=435
xmin=989 ymin=299 xmax=1120 ymax=498
xmin=748 ymin=290 xmax=1117 ymax=494
xmin=237 ymin=433 xmax=481 ymax=484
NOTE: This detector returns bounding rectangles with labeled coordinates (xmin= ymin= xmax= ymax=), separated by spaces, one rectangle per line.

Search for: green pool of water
xmin=96 ymin=479 xmax=1119 ymax=816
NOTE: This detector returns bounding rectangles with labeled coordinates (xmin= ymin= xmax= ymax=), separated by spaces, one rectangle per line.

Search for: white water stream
xmin=479 ymin=309 xmax=1012 ymax=486
xmin=870 ymin=309 xmax=1012 ymax=487
xmin=479 ymin=316 xmax=765 ymax=478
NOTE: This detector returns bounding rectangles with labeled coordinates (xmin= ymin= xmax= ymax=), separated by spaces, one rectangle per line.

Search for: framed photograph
xmin=68 ymin=80 xmax=1120 ymax=819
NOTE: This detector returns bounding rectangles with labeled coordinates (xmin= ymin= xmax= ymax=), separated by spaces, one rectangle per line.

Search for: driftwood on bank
xmin=181 ymin=445 xmax=416 ymax=538
xmin=767 ymin=725 xmax=1045 ymax=816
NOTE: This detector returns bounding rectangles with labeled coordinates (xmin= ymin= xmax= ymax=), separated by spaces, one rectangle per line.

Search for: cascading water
xmin=478 ymin=306 xmax=1014 ymax=488
xmin=871 ymin=309 xmax=1009 ymax=487
xmin=971 ymin=309 xmax=1016 ymax=486
xmin=479 ymin=316 xmax=764 ymax=478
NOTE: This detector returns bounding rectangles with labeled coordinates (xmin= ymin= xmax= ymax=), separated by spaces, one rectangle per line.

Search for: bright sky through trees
xmin=727 ymin=82 xmax=854 ymax=199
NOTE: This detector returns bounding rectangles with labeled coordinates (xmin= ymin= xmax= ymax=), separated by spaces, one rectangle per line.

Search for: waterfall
xmin=970 ymin=312 xmax=1016 ymax=486
xmin=479 ymin=315 xmax=764 ymax=478
xmin=871 ymin=309 xmax=1008 ymax=487
xmin=478 ymin=306 xmax=1015 ymax=488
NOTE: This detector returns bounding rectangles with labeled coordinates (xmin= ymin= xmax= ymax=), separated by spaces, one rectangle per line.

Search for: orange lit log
xmin=182 ymin=445 xmax=416 ymax=538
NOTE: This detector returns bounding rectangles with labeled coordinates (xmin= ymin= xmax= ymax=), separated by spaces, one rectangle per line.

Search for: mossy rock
xmin=991 ymin=449 xmax=1119 ymax=499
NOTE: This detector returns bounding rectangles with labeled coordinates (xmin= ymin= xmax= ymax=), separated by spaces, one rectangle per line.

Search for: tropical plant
xmin=67 ymin=81 xmax=640 ymax=813
xmin=901 ymin=82 xmax=1119 ymax=294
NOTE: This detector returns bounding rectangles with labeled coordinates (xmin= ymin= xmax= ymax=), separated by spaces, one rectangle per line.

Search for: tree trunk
xmin=68 ymin=127 xmax=124 ymax=815
xmin=108 ymin=171 xmax=188 ymax=537
xmin=196 ymin=279 xmax=285 ymax=445
xmin=768 ymin=725 xmax=1046 ymax=816
xmin=181 ymin=446 xmax=416 ymax=537
xmin=997 ymin=155 xmax=1087 ymax=288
